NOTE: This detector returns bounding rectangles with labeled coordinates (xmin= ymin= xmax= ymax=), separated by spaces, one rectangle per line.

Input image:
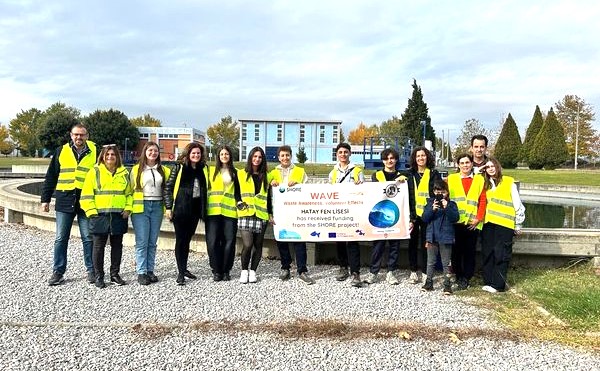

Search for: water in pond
xmin=523 ymin=202 xmax=600 ymax=229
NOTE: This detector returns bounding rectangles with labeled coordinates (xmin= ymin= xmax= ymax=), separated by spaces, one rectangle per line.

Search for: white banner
xmin=272 ymin=181 xmax=410 ymax=242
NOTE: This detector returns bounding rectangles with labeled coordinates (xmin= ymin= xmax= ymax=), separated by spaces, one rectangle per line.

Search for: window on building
xmin=319 ymin=125 xmax=325 ymax=144
xmin=333 ymin=125 xmax=338 ymax=143
xmin=332 ymin=148 xmax=337 ymax=161
xmin=242 ymin=124 xmax=247 ymax=141
xmin=242 ymin=146 xmax=247 ymax=160
xmin=254 ymin=124 xmax=260 ymax=141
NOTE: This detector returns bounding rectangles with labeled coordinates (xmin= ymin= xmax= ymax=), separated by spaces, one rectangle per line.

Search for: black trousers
xmin=452 ymin=224 xmax=479 ymax=281
xmin=370 ymin=239 xmax=400 ymax=274
xmin=337 ymin=241 xmax=361 ymax=274
xmin=173 ymin=214 xmax=201 ymax=275
xmin=205 ymin=215 xmax=238 ymax=275
xmin=92 ymin=234 xmax=123 ymax=278
xmin=408 ymin=217 xmax=427 ymax=272
xmin=480 ymin=223 xmax=514 ymax=291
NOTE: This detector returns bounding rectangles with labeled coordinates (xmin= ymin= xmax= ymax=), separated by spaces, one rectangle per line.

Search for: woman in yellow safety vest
xmin=447 ymin=153 xmax=486 ymax=291
xmin=163 ymin=142 xmax=210 ymax=286
xmin=406 ymin=146 xmax=442 ymax=284
xmin=480 ymin=157 xmax=525 ymax=293
xmin=130 ymin=141 xmax=171 ymax=286
xmin=237 ymin=146 xmax=273 ymax=284
xmin=80 ymin=145 xmax=133 ymax=289
xmin=205 ymin=145 xmax=241 ymax=282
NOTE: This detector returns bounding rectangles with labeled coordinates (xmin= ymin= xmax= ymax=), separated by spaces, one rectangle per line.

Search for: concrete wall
xmin=1 ymin=179 xmax=599 ymax=269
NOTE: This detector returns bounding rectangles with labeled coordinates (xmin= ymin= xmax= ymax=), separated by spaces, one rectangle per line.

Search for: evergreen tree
xmin=400 ymin=79 xmax=435 ymax=148
xmin=84 ymin=109 xmax=140 ymax=151
xmin=521 ymin=105 xmax=544 ymax=167
xmin=493 ymin=113 xmax=522 ymax=169
xmin=530 ymin=108 xmax=569 ymax=170
xmin=296 ymin=146 xmax=307 ymax=164
xmin=39 ymin=111 xmax=80 ymax=154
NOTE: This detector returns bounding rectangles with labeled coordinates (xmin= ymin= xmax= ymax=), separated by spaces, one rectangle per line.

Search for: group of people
xmin=42 ymin=123 xmax=524 ymax=294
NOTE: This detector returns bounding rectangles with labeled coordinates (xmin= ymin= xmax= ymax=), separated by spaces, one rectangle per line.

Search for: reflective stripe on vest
xmin=237 ymin=169 xmax=269 ymax=220
xmin=56 ymin=141 xmax=97 ymax=191
xmin=207 ymin=166 xmax=238 ymax=218
xmin=414 ymin=168 xmax=431 ymax=217
xmin=448 ymin=173 xmax=484 ymax=227
xmin=484 ymin=176 xmax=516 ymax=230
xmin=80 ymin=164 xmax=131 ymax=217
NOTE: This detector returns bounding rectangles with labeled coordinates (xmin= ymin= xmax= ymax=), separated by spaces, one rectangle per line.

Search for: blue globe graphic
xmin=368 ymin=200 xmax=400 ymax=228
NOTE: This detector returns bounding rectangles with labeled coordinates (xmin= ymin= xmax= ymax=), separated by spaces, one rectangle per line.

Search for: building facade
xmin=239 ymin=119 xmax=341 ymax=163
xmin=136 ymin=126 xmax=206 ymax=162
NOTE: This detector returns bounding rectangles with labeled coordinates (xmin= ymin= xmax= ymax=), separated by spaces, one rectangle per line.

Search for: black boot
xmin=95 ymin=275 xmax=106 ymax=289
xmin=421 ymin=278 xmax=433 ymax=292
xmin=443 ymin=277 xmax=453 ymax=295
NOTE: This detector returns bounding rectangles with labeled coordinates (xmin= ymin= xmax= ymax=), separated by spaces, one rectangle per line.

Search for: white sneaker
xmin=421 ymin=273 xmax=427 ymax=283
xmin=386 ymin=271 xmax=399 ymax=285
xmin=482 ymin=285 xmax=498 ymax=293
xmin=248 ymin=270 xmax=257 ymax=283
xmin=409 ymin=271 xmax=418 ymax=284
xmin=363 ymin=272 xmax=378 ymax=284
xmin=239 ymin=270 xmax=249 ymax=283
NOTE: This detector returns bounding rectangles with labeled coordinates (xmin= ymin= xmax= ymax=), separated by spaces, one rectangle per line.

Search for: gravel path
xmin=0 ymin=223 xmax=598 ymax=370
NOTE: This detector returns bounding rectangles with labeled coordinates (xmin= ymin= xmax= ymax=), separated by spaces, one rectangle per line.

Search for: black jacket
xmin=164 ymin=163 xmax=208 ymax=222
xmin=41 ymin=143 xmax=98 ymax=213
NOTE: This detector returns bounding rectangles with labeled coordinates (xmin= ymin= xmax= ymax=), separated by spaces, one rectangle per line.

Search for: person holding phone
xmin=421 ymin=179 xmax=459 ymax=294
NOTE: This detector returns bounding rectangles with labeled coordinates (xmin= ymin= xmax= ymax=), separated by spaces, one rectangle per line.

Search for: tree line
xmin=0 ymin=103 xmax=161 ymax=157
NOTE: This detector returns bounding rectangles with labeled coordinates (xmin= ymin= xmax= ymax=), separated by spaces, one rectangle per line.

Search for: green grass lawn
xmin=465 ymin=262 xmax=600 ymax=350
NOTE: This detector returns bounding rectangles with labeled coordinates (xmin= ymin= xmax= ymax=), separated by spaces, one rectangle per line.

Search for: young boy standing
xmin=328 ymin=142 xmax=365 ymax=287
xmin=421 ymin=180 xmax=460 ymax=295
xmin=270 ymin=145 xmax=315 ymax=285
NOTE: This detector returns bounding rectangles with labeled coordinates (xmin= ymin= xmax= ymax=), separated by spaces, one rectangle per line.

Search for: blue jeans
xmin=53 ymin=209 xmax=93 ymax=274
xmin=131 ymin=200 xmax=164 ymax=274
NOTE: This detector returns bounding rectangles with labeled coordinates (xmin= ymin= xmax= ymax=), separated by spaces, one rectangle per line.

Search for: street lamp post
xmin=574 ymin=104 xmax=580 ymax=170
xmin=421 ymin=120 xmax=426 ymax=145
xmin=124 ymin=138 xmax=129 ymax=163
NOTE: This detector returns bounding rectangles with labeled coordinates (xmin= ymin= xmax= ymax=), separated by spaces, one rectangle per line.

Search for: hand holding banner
xmin=272 ymin=181 xmax=410 ymax=242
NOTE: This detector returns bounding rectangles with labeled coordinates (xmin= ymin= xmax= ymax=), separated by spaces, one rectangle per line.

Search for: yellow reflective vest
xmin=207 ymin=166 xmax=238 ymax=218
xmin=130 ymin=164 xmax=171 ymax=214
xmin=237 ymin=169 xmax=269 ymax=220
xmin=484 ymin=176 xmax=516 ymax=230
xmin=330 ymin=166 xmax=362 ymax=184
xmin=414 ymin=168 xmax=431 ymax=217
xmin=269 ymin=165 xmax=306 ymax=185
xmin=56 ymin=141 xmax=97 ymax=191
xmin=448 ymin=173 xmax=484 ymax=227
xmin=80 ymin=164 xmax=133 ymax=217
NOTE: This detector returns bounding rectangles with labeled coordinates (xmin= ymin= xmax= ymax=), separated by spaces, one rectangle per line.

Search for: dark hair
xmin=277 ymin=145 xmax=292 ymax=156
xmin=380 ymin=147 xmax=399 ymax=161
xmin=432 ymin=179 xmax=449 ymax=193
xmin=178 ymin=142 xmax=206 ymax=168
xmin=97 ymin=145 xmax=122 ymax=169
xmin=69 ymin=122 xmax=90 ymax=134
xmin=409 ymin=146 xmax=435 ymax=170
xmin=455 ymin=153 xmax=473 ymax=163
xmin=213 ymin=145 xmax=236 ymax=182
xmin=471 ymin=135 xmax=488 ymax=147
xmin=483 ymin=156 xmax=504 ymax=190
xmin=135 ymin=141 xmax=166 ymax=192
xmin=335 ymin=142 xmax=351 ymax=153
xmin=245 ymin=146 xmax=268 ymax=191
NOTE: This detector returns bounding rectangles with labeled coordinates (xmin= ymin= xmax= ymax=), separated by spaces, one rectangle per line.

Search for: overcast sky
xmin=1 ymin=0 xmax=599 ymax=143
